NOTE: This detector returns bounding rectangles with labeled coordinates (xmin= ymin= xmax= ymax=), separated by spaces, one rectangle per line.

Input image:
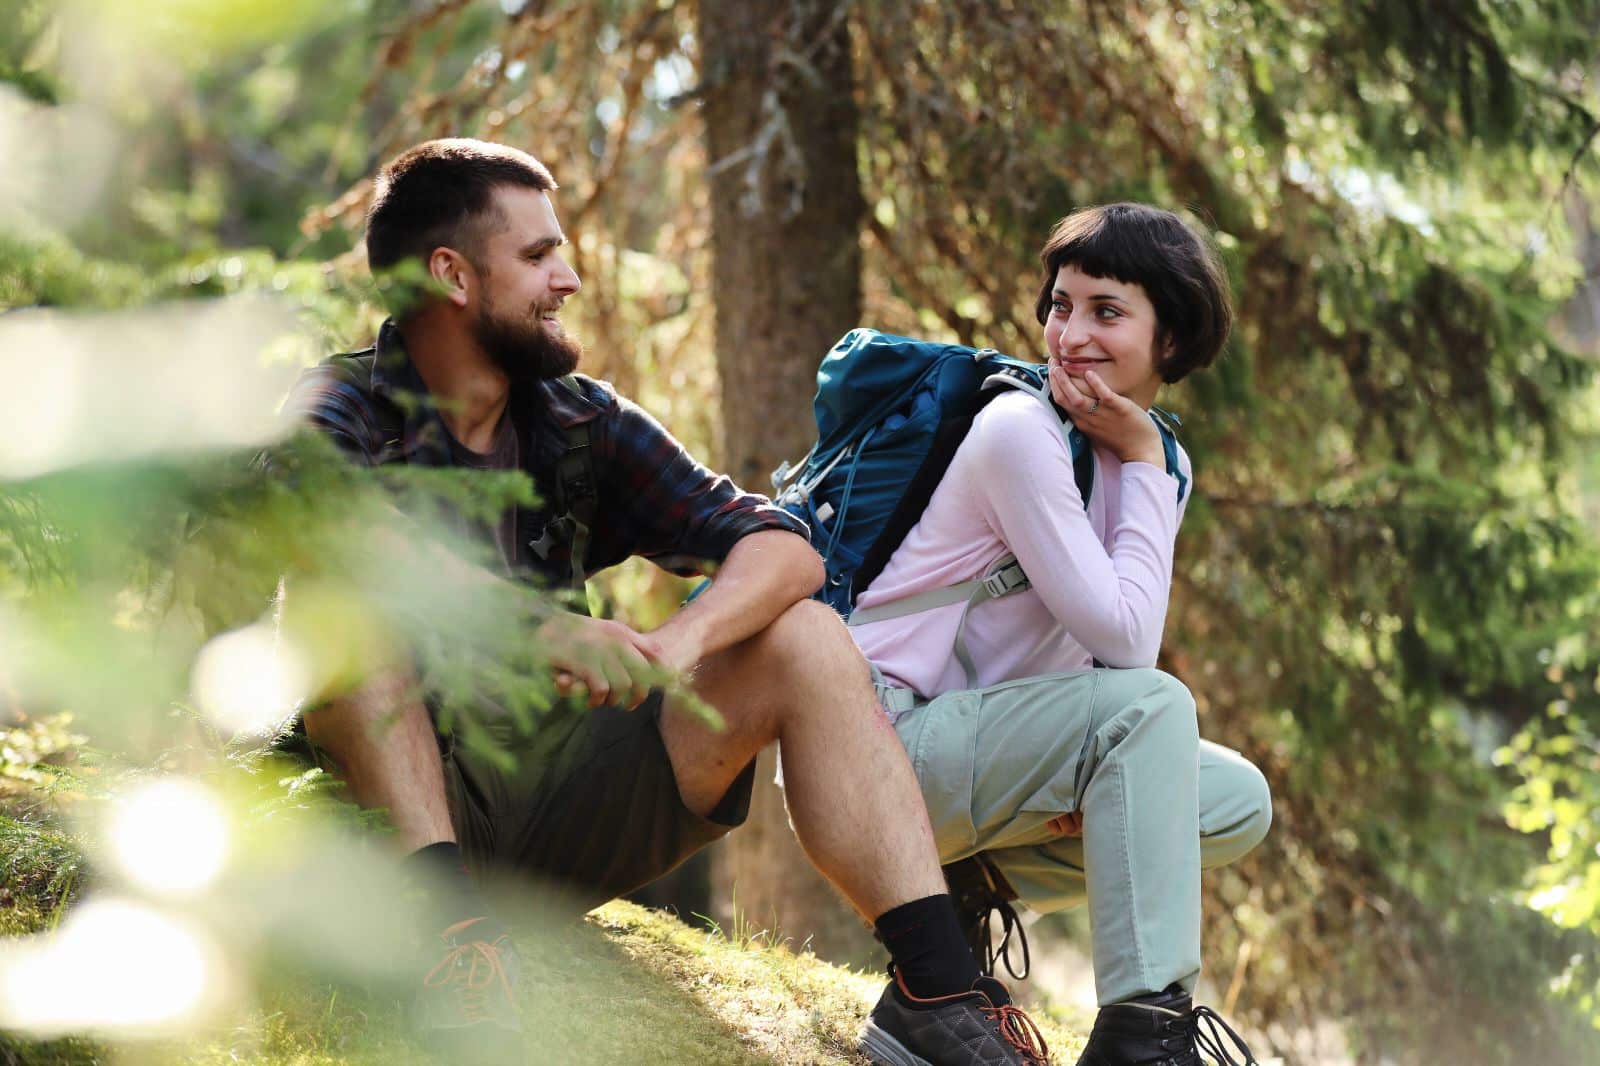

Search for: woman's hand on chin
xmin=1048 ymin=357 xmax=1164 ymax=467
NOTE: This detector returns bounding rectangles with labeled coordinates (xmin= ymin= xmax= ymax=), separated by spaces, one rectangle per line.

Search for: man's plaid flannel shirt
xmin=284 ymin=320 xmax=809 ymax=588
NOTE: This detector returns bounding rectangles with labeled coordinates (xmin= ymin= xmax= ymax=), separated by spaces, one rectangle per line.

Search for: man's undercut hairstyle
xmin=1034 ymin=203 xmax=1233 ymax=383
xmin=365 ymin=138 xmax=557 ymax=281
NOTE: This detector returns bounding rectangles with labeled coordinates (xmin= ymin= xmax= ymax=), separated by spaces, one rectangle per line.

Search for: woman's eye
xmin=1050 ymin=300 xmax=1068 ymax=315
xmin=1096 ymin=305 xmax=1121 ymax=320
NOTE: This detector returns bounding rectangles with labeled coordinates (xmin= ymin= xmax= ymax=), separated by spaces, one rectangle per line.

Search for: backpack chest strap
xmin=529 ymin=407 xmax=596 ymax=613
xmin=508 ymin=376 xmax=598 ymax=611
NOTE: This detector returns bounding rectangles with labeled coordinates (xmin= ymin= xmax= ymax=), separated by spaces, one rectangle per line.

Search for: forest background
xmin=3 ymin=0 xmax=1600 ymax=1064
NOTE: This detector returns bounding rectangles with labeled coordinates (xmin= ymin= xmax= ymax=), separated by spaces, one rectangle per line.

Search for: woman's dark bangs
xmin=1052 ymin=218 xmax=1160 ymax=291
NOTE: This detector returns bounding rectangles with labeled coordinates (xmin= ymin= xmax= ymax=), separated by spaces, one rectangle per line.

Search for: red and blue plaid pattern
xmin=285 ymin=320 xmax=808 ymax=587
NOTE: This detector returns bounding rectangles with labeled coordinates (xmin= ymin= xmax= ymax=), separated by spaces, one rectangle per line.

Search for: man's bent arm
xmin=649 ymin=530 xmax=823 ymax=672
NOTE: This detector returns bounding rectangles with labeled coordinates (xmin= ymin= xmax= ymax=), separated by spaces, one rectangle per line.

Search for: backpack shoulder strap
xmin=1151 ymin=408 xmax=1188 ymax=504
xmin=981 ymin=370 xmax=1095 ymax=509
xmin=324 ymin=351 xmax=405 ymax=463
xmin=550 ymin=378 xmax=597 ymax=515
xmin=849 ymin=551 xmax=1029 ymax=687
xmin=537 ymin=375 xmax=599 ymax=611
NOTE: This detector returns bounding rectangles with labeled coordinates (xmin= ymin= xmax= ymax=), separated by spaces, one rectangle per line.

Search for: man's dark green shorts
xmin=440 ymin=691 xmax=755 ymax=910
xmin=290 ymin=691 xmax=755 ymax=913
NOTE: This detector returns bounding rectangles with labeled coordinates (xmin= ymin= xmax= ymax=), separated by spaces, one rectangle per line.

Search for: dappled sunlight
xmin=0 ymin=899 xmax=224 ymax=1037
xmin=0 ymin=85 xmax=122 ymax=234
xmin=0 ymin=299 xmax=302 ymax=479
xmin=0 ymin=0 xmax=1597 ymax=1060
xmin=190 ymin=623 xmax=312 ymax=739
xmin=67 ymin=0 xmax=333 ymax=70
xmin=106 ymin=777 xmax=229 ymax=899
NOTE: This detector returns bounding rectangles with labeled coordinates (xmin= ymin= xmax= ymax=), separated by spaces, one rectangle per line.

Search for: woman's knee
xmin=1234 ymin=758 xmax=1273 ymax=853
xmin=1101 ymin=668 xmax=1198 ymax=745
xmin=1200 ymin=750 xmax=1273 ymax=866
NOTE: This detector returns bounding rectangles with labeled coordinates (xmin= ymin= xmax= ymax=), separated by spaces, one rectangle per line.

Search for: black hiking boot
xmin=860 ymin=964 xmax=1051 ymax=1065
xmin=944 ymin=853 xmax=1030 ymax=980
xmin=1075 ymin=985 xmax=1256 ymax=1066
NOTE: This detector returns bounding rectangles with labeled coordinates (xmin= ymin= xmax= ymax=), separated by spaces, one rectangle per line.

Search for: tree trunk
xmin=696 ymin=0 xmax=875 ymax=964
xmin=1562 ymin=188 xmax=1600 ymax=351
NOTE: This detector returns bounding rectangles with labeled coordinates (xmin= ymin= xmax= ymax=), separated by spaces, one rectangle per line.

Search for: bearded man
xmin=283 ymin=139 xmax=1050 ymax=1066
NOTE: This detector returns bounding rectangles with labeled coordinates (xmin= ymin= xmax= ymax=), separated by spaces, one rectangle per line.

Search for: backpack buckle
xmin=528 ymin=515 xmax=573 ymax=561
xmin=981 ymin=561 xmax=1028 ymax=599
xmin=771 ymin=445 xmax=817 ymax=492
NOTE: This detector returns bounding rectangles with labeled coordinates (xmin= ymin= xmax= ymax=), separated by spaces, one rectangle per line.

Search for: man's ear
xmin=426 ymin=247 xmax=474 ymax=309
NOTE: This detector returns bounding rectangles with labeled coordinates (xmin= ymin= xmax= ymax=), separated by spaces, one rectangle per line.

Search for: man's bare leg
xmin=303 ymin=666 xmax=455 ymax=853
xmin=660 ymin=598 xmax=946 ymax=920
xmin=305 ymin=666 xmax=523 ymax=1048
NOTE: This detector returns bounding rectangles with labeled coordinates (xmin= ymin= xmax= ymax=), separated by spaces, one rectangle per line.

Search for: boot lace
xmin=946 ymin=854 xmax=1032 ymax=981
xmin=1177 ymin=1004 xmax=1256 ymax=1066
xmin=981 ymin=1000 xmax=1051 ymax=1065
xmin=424 ymin=935 xmax=514 ymax=1025
xmin=979 ymin=896 xmax=1032 ymax=982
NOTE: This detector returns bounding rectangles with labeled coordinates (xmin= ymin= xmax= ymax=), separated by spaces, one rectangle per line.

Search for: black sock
xmin=874 ymin=894 xmax=982 ymax=1000
xmin=404 ymin=842 xmax=504 ymax=940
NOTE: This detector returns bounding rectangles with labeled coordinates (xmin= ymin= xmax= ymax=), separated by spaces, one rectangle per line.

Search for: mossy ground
xmin=2 ymin=788 xmax=1086 ymax=1066
xmin=2 ymin=901 xmax=1085 ymax=1065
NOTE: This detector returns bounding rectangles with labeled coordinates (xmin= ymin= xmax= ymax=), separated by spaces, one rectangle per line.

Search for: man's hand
xmin=1048 ymin=357 xmax=1164 ymax=469
xmin=538 ymin=614 xmax=668 ymax=710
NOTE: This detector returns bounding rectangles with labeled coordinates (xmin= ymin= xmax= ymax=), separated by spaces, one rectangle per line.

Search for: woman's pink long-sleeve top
xmin=850 ymin=389 xmax=1190 ymax=710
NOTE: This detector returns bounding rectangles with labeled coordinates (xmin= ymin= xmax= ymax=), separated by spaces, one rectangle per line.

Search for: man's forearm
xmin=650 ymin=530 xmax=823 ymax=670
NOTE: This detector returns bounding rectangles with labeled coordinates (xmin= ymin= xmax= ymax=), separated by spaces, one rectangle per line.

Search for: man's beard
xmin=472 ymin=299 xmax=582 ymax=386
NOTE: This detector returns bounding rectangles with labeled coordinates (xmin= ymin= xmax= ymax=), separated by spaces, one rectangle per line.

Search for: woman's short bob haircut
xmin=1034 ymin=203 xmax=1232 ymax=384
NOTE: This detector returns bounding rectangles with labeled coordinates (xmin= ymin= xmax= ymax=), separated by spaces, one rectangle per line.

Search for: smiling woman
xmin=849 ymin=203 xmax=1264 ymax=1066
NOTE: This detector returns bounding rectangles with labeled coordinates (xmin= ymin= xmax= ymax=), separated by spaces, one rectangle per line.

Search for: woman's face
xmin=1043 ymin=264 xmax=1168 ymax=409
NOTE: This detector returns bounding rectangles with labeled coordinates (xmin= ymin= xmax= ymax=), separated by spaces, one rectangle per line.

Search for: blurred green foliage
xmin=0 ymin=714 xmax=85 ymax=787
xmin=839 ymin=7 xmax=1600 ymax=1057
xmin=0 ymin=0 xmax=1598 ymax=1062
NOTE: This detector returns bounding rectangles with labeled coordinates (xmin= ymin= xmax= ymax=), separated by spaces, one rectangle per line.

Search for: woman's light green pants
xmin=882 ymin=667 xmax=1272 ymax=1006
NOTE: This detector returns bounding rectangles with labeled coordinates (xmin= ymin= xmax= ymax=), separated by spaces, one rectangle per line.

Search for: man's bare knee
xmin=721 ymin=600 xmax=876 ymax=735
xmin=298 ymin=662 xmax=455 ymax=850
xmin=689 ymin=599 xmax=870 ymax=745
xmin=745 ymin=598 xmax=852 ymax=676
xmin=303 ymin=664 xmax=419 ymax=750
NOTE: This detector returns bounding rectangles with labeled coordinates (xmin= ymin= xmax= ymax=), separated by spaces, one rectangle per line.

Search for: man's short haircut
xmin=365 ymin=138 xmax=557 ymax=276
xmin=1033 ymin=203 xmax=1232 ymax=383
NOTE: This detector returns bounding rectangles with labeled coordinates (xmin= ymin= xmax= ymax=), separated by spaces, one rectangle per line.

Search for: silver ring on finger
xmin=1087 ymin=399 xmax=1101 ymax=415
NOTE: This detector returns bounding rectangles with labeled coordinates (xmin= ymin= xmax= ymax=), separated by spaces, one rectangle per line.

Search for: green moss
xmin=0 ymin=889 xmax=1083 ymax=1064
